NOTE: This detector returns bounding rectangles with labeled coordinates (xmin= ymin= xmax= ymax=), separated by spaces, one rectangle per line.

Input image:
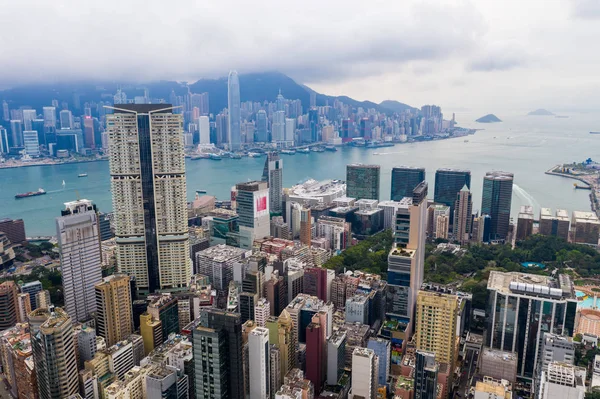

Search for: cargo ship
xmin=590 ymin=132 xmax=600 ymax=135
xmin=15 ymin=188 xmax=46 ymax=199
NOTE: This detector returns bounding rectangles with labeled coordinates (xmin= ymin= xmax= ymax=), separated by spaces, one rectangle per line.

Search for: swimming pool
xmin=576 ymin=290 xmax=597 ymax=309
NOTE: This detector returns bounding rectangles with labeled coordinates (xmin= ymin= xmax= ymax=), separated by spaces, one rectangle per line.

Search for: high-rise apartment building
xmin=262 ymin=152 xmax=283 ymax=214
xmin=59 ymin=109 xmax=73 ymax=129
xmin=236 ymin=181 xmax=270 ymax=249
xmin=228 ymin=70 xmax=241 ymax=151
xmin=414 ymin=291 xmax=460 ymax=367
xmin=106 ymin=104 xmax=191 ymax=295
xmin=95 ymin=274 xmax=133 ymax=347
xmin=0 ymin=281 xmax=19 ymax=330
xmin=256 ymin=110 xmax=268 ymax=142
xmin=538 ymin=362 xmax=586 ymax=399
xmin=346 ymin=164 xmax=380 ymax=200
xmin=434 ymin=169 xmax=471 ymax=221
xmin=481 ymin=171 xmax=514 ymax=241
xmin=194 ymin=308 xmax=244 ymax=399
xmin=486 ymin=271 xmax=577 ymax=379
xmin=367 ymin=338 xmax=391 ymax=387
xmin=43 ymin=106 xmax=56 ymax=130
xmin=0 ymin=218 xmax=26 ymax=246
xmin=516 ymin=205 xmax=534 ymax=241
xmin=22 ymin=130 xmax=40 ymax=157
xmin=391 ymin=166 xmax=426 ymax=201
xmin=9 ymin=120 xmax=23 ymax=148
xmin=327 ymin=329 xmax=347 ymax=386
xmin=16 ymin=293 xmax=31 ymax=323
xmin=539 ymin=208 xmax=570 ymax=240
xmin=300 ymin=207 xmax=312 ymax=246
xmin=249 ymin=327 xmax=271 ymax=399
xmin=414 ymin=350 xmax=438 ymax=399
xmin=306 ymin=317 xmax=325 ymax=395
xmin=571 ymin=211 xmax=600 ymax=245
xmin=56 ymin=199 xmax=103 ymax=322
xmin=453 ymin=185 xmax=473 ymax=244
xmin=351 ymin=347 xmax=378 ymax=399
xmin=147 ymin=293 xmax=180 ymax=340
xmin=19 ymin=281 xmax=42 ymax=310
xmin=29 ymin=307 xmax=79 ymax=398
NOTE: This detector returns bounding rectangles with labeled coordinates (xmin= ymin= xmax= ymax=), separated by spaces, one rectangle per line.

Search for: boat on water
xmin=191 ymin=154 xmax=209 ymax=160
xmin=209 ymin=153 xmax=222 ymax=160
xmin=15 ymin=188 xmax=46 ymax=199
xmin=78 ymin=173 xmax=88 ymax=177
xmin=297 ymin=148 xmax=310 ymax=153
xmin=248 ymin=152 xmax=261 ymax=158
xmin=311 ymin=147 xmax=325 ymax=152
xmin=196 ymin=189 xmax=208 ymax=194
xmin=231 ymin=153 xmax=242 ymax=159
xmin=464 ymin=140 xmax=469 ymax=143
xmin=574 ymin=183 xmax=591 ymax=190
xmin=366 ymin=141 xmax=394 ymax=148
xmin=555 ymin=115 xmax=569 ymax=118
xmin=590 ymin=132 xmax=600 ymax=135
xmin=325 ymin=146 xmax=337 ymax=152
xmin=281 ymin=149 xmax=296 ymax=155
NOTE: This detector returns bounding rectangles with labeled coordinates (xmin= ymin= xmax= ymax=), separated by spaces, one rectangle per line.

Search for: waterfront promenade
xmin=546 ymin=164 xmax=600 ymax=217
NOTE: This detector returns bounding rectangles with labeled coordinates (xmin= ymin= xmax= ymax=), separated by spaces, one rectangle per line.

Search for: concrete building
xmin=351 ymin=347 xmax=378 ymax=399
xmin=286 ymin=179 xmax=346 ymax=207
xmin=22 ymin=130 xmax=40 ymax=157
xmin=0 ymin=323 xmax=37 ymax=399
xmin=106 ymin=104 xmax=191 ymax=295
xmin=263 ymin=152 xmax=284 ymax=214
xmin=195 ymin=245 xmax=247 ymax=291
xmin=56 ymin=199 xmax=103 ymax=322
xmin=479 ymin=348 xmax=518 ymax=383
xmin=538 ymin=333 xmax=575 ymax=376
xmin=0 ymin=218 xmax=26 ymax=246
xmin=435 ymin=215 xmax=449 ymax=240
xmin=77 ymin=325 xmax=97 ymax=367
xmin=0 ymin=281 xmax=19 ymax=330
xmin=95 ymin=274 xmax=133 ymax=347
xmin=20 ymin=281 xmax=42 ymax=310
xmin=255 ymin=297 xmax=271 ymax=327
xmin=316 ymin=216 xmax=351 ymax=251
xmin=486 ymin=271 xmax=577 ymax=379
xmin=414 ymin=290 xmax=460 ymax=367
xmin=516 ymin=206 xmax=534 ymax=241
xmin=537 ymin=362 xmax=586 ymax=399
xmin=140 ymin=313 xmax=163 ymax=355
xmin=30 ymin=307 xmax=79 ymax=398
xmin=426 ymin=205 xmax=451 ymax=238
xmin=327 ymin=329 xmax=347 ymax=386
xmin=16 ymin=293 xmax=31 ymax=323
xmin=473 ymin=377 xmax=512 ymax=399
xmin=237 ymin=181 xmax=271 ymax=249
xmin=345 ymin=294 xmax=369 ymax=324
xmin=249 ymin=327 xmax=271 ymax=399
xmin=147 ymin=293 xmax=179 ymax=340
xmin=305 ymin=316 xmax=325 ymax=395
xmin=453 ymin=185 xmax=472 ymax=244
xmin=539 ymin=209 xmax=570 ymax=240
xmin=571 ymin=211 xmax=600 ymax=245
xmin=300 ymin=207 xmax=312 ymax=246
xmin=346 ymin=164 xmax=380 ymax=200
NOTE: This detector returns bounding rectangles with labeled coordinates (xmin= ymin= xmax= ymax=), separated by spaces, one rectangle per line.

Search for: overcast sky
xmin=3 ymin=0 xmax=600 ymax=113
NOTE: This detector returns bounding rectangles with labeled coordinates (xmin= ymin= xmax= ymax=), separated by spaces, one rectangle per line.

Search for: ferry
xmin=366 ymin=141 xmax=394 ymax=148
xmin=281 ymin=149 xmax=296 ymax=155
xmin=78 ymin=173 xmax=88 ymax=177
xmin=196 ymin=189 xmax=207 ymax=194
xmin=191 ymin=154 xmax=209 ymax=160
xmin=209 ymin=153 xmax=222 ymax=160
xmin=325 ymin=146 xmax=337 ymax=152
xmin=590 ymin=132 xmax=600 ymax=135
xmin=248 ymin=152 xmax=261 ymax=158
xmin=231 ymin=153 xmax=242 ymax=159
xmin=297 ymin=148 xmax=310 ymax=153
xmin=311 ymin=147 xmax=325 ymax=153
xmin=15 ymin=188 xmax=46 ymax=199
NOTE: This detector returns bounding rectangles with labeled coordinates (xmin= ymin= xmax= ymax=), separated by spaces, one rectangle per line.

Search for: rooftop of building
xmin=389 ymin=247 xmax=416 ymax=258
xmin=0 ymin=323 xmax=31 ymax=357
xmin=348 ymin=163 xmax=380 ymax=169
xmin=236 ymin=180 xmax=268 ymax=191
xmin=481 ymin=348 xmax=517 ymax=363
xmin=379 ymin=198 xmax=413 ymax=209
xmin=353 ymin=347 xmax=374 ymax=358
xmin=287 ymin=179 xmax=346 ymax=198
xmin=147 ymin=293 xmax=176 ymax=308
xmin=30 ymin=306 xmax=71 ymax=330
xmin=487 ymin=271 xmax=575 ymax=300
xmin=392 ymin=165 xmax=425 ymax=172
xmin=475 ymin=377 xmax=512 ymax=398
xmin=572 ymin=211 xmax=600 ymax=223
xmin=484 ymin=171 xmax=514 ymax=180
xmin=519 ymin=205 xmax=534 ymax=215
xmin=196 ymin=244 xmax=247 ymax=261
xmin=112 ymin=104 xmax=175 ymax=114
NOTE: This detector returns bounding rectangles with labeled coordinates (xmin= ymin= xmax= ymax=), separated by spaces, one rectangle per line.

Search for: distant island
xmin=528 ymin=109 xmax=555 ymax=116
xmin=476 ymin=114 xmax=502 ymax=123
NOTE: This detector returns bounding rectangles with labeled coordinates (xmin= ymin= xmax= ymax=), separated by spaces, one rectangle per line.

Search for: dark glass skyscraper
xmin=391 ymin=166 xmax=426 ymax=201
xmin=194 ymin=308 xmax=244 ymax=399
xmin=228 ymin=70 xmax=241 ymax=151
xmin=256 ymin=110 xmax=268 ymax=142
xmin=481 ymin=171 xmax=514 ymax=241
xmin=434 ymin=168 xmax=471 ymax=220
xmin=414 ymin=350 xmax=438 ymax=399
xmin=346 ymin=164 xmax=380 ymax=200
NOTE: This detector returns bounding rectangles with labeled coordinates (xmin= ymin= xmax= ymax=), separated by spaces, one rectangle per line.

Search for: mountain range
xmin=0 ymin=72 xmax=416 ymax=116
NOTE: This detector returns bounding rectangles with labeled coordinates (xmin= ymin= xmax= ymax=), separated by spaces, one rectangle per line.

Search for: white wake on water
xmin=513 ymin=183 xmax=540 ymax=210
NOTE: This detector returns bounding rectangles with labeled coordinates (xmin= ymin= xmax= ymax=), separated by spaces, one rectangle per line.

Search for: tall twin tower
xmin=106 ymin=104 xmax=191 ymax=296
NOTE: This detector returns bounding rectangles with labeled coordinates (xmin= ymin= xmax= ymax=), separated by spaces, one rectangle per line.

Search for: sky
xmin=2 ymin=0 xmax=600 ymax=113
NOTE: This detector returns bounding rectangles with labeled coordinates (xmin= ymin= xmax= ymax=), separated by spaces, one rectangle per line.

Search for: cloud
xmin=0 ymin=0 xmax=487 ymax=87
xmin=467 ymin=45 xmax=530 ymax=72
xmin=571 ymin=0 xmax=600 ymax=19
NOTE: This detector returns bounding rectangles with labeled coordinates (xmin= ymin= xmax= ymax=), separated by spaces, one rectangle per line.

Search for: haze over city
xmin=2 ymin=0 xmax=600 ymax=112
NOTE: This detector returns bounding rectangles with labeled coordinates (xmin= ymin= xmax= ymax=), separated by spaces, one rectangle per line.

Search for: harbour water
xmin=1 ymin=113 xmax=598 ymax=236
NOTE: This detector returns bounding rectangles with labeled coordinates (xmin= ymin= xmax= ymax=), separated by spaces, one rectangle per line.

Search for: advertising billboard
xmin=254 ymin=190 xmax=270 ymax=218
